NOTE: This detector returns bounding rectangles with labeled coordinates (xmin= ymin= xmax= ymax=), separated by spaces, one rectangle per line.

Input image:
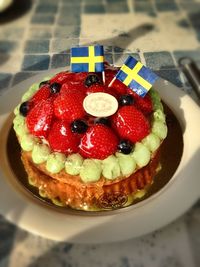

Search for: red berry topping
xmin=79 ymin=125 xmax=118 ymax=160
xmin=112 ymin=106 xmax=150 ymax=143
xmin=74 ymin=72 xmax=88 ymax=82
xmin=50 ymin=71 xmax=73 ymax=84
xmin=127 ymin=89 xmax=153 ymax=115
xmin=31 ymin=85 xmax=50 ymax=105
xmin=53 ymin=92 xmax=86 ymax=123
xmin=86 ymin=84 xmax=106 ymax=95
xmin=48 ymin=120 xmax=80 ymax=154
xmin=60 ymin=82 xmax=86 ymax=95
xmin=111 ymin=79 xmax=127 ymax=95
xmin=26 ymin=98 xmax=53 ymax=138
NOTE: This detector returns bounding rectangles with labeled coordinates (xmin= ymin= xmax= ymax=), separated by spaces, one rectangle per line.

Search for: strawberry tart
xmin=13 ymin=63 xmax=168 ymax=211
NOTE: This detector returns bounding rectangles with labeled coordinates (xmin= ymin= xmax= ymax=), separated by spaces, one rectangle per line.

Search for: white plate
xmin=0 ymin=69 xmax=200 ymax=244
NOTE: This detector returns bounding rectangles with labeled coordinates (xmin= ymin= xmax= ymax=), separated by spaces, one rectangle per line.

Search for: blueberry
xmin=94 ymin=117 xmax=110 ymax=126
xmin=19 ymin=101 xmax=30 ymax=117
xmin=50 ymin=82 xmax=61 ymax=94
xmin=84 ymin=74 xmax=100 ymax=87
xmin=118 ymin=140 xmax=133 ymax=154
xmin=39 ymin=80 xmax=49 ymax=87
xmin=119 ymin=95 xmax=134 ymax=106
xmin=71 ymin=120 xmax=88 ymax=134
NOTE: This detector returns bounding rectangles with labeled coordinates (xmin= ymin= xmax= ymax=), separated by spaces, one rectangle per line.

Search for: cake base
xmin=21 ymin=148 xmax=161 ymax=211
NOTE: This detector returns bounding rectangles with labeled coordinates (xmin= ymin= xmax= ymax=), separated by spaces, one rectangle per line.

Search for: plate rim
xmin=0 ymin=69 xmax=200 ymax=243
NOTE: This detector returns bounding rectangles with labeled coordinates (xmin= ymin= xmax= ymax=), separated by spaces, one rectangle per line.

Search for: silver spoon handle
xmin=179 ymin=57 xmax=200 ymax=100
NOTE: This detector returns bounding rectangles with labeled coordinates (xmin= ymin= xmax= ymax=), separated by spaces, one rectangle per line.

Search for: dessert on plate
xmin=13 ymin=62 xmax=168 ymax=211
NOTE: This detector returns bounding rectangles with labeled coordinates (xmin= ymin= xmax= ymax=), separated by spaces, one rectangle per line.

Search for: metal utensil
xmin=179 ymin=57 xmax=200 ymax=100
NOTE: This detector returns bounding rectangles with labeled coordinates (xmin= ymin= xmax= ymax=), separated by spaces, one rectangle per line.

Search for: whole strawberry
xmin=86 ymin=84 xmax=106 ymax=95
xmin=50 ymin=71 xmax=73 ymax=84
xmin=60 ymin=82 xmax=86 ymax=95
xmin=31 ymin=84 xmax=50 ymax=105
xmin=48 ymin=120 xmax=80 ymax=154
xmin=54 ymin=92 xmax=86 ymax=123
xmin=79 ymin=125 xmax=118 ymax=160
xmin=127 ymin=89 xmax=153 ymax=114
xmin=112 ymin=106 xmax=150 ymax=143
xmin=26 ymin=98 xmax=53 ymax=138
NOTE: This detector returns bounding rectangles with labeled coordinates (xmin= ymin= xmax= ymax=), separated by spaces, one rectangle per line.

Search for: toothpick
xmin=102 ymin=71 xmax=105 ymax=84
xmin=108 ymin=77 xmax=116 ymax=87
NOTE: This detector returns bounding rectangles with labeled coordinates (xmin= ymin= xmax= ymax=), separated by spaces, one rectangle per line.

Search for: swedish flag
xmin=71 ymin=45 xmax=104 ymax=73
xmin=116 ymin=56 xmax=158 ymax=97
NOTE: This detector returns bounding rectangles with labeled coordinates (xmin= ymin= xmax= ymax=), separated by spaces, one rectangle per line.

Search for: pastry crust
xmin=21 ymin=147 xmax=161 ymax=210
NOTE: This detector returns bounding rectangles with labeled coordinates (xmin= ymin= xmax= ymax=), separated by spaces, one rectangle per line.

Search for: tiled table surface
xmin=0 ymin=0 xmax=200 ymax=266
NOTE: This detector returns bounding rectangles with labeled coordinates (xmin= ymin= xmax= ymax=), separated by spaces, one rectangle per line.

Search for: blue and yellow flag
xmin=115 ymin=56 xmax=158 ymax=97
xmin=71 ymin=45 xmax=104 ymax=73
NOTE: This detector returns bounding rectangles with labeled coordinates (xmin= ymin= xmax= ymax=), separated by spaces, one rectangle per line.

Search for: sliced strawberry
xmin=86 ymin=84 xmax=106 ymax=95
xmin=79 ymin=124 xmax=118 ymax=160
xmin=48 ymin=120 xmax=80 ymax=154
xmin=111 ymin=106 xmax=150 ymax=143
xmin=26 ymin=98 xmax=53 ymax=138
xmin=60 ymin=81 xmax=86 ymax=95
xmin=127 ymin=89 xmax=153 ymax=115
xmin=53 ymin=92 xmax=86 ymax=123
xmin=31 ymin=85 xmax=50 ymax=105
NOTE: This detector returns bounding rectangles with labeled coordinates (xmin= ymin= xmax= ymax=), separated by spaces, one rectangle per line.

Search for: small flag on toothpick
xmin=71 ymin=45 xmax=105 ymax=83
xmin=109 ymin=56 xmax=158 ymax=97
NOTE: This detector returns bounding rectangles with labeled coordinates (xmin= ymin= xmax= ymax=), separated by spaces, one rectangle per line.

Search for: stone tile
xmin=57 ymin=14 xmax=80 ymax=26
xmin=59 ymin=5 xmax=81 ymax=16
xmin=22 ymin=55 xmax=50 ymax=71
xmin=134 ymin=2 xmax=155 ymax=14
xmin=38 ymin=0 xmax=61 ymax=4
xmin=113 ymin=53 xmax=140 ymax=66
xmin=0 ymin=54 xmax=22 ymax=73
xmin=155 ymin=0 xmax=179 ymax=12
xmin=0 ymin=41 xmax=18 ymax=53
xmin=12 ymin=72 xmax=36 ymax=85
xmin=144 ymin=51 xmax=176 ymax=70
xmin=173 ymin=50 xmax=200 ymax=65
xmin=155 ymin=69 xmax=183 ymax=87
xmin=51 ymin=39 xmax=79 ymax=54
xmin=28 ymin=27 xmax=53 ymax=39
xmin=51 ymin=54 xmax=70 ymax=68
xmin=54 ymin=26 xmax=80 ymax=38
xmin=106 ymin=3 xmax=129 ymax=13
xmin=83 ymin=0 xmax=102 ymax=4
xmin=35 ymin=3 xmax=58 ymax=13
xmin=31 ymin=14 xmax=55 ymax=25
xmin=84 ymin=4 xmax=106 ymax=14
xmin=0 ymin=73 xmax=12 ymax=91
xmin=104 ymin=54 xmax=113 ymax=64
xmin=0 ymin=27 xmax=24 ymax=40
xmin=24 ymin=40 xmax=49 ymax=54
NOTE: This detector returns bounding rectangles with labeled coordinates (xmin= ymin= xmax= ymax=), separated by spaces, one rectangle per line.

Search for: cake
xmin=13 ymin=63 xmax=168 ymax=211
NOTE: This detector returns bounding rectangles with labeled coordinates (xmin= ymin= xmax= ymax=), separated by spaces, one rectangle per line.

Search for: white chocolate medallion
xmin=83 ymin=92 xmax=118 ymax=117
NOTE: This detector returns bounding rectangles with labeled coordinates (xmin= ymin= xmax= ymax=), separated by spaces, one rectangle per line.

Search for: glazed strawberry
xmin=135 ymin=94 xmax=153 ymax=115
xmin=112 ymin=106 xmax=150 ymax=143
xmin=26 ymin=98 xmax=53 ymax=138
xmin=86 ymin=84 xmax=106 ymax=95
xmin=50 ymin=71 xmax=73 ymax=84
xmin=60 ymin=82 xmax=86 ymax=95
xmin=48 ymin=120 xmax=80 ymax=154
xmin=127 ymin=89 xmax=153 ymax=114
xmin=31 ymin=85 xmax=50 ymax=105
xmin=79 ymin=125 xmax=118 ymax=160
xmin=74 ymin=72 xmax=88 ymax=82
xmin=54 ymin=92 xmax=86 ymax=123
xmin=110 ymin=79 xmax=127 ymax=95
